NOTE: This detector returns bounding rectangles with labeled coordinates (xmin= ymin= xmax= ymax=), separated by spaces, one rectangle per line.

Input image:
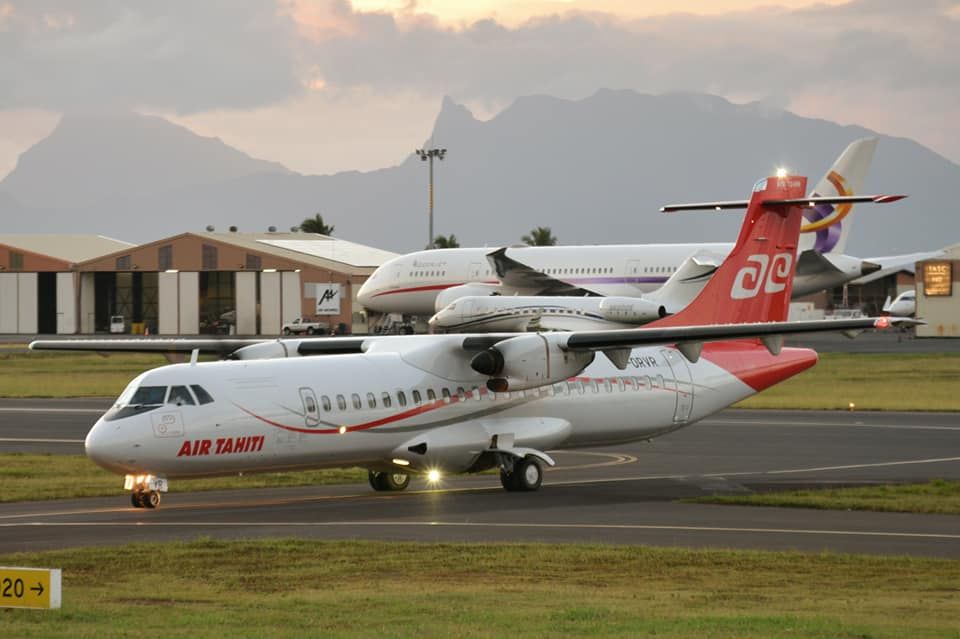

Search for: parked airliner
xmin=429 ymin=249 xmax=721 ymax=332
xmin=358 ymin=138 xmax=928 ymax=316
xmin=31 ymin=173 xmax=910 ymax=509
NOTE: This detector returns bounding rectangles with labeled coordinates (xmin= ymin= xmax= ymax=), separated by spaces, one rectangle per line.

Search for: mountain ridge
xmin=0 ymin=91 xmax=956 ymax=256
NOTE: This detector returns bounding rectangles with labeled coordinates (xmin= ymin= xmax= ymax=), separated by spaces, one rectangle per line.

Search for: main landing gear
xmin=131 ymin=490 xmax=162 ymax=509
xmin=125 ymin=474 xmax=168 ymax=509
xmin=368 ymin=470 xmax=411 ymax=491
xmin=499 ymin=456 xmax=543 ymax=492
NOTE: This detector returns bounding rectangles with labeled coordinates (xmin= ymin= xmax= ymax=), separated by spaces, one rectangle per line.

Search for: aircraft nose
xmin=85 ymin=418 xmax=128 ymax=473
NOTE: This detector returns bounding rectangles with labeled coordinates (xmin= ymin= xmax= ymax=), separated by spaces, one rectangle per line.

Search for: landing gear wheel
xmin=500 ymin=457 xmax=543 ymax=492
xmin=131 ymin=491 xmax=145 ymax=508
xmin=144 ymin=491 xmax=161 ymax=509
xmin=368 ymin=470 xmax=410 ymax=491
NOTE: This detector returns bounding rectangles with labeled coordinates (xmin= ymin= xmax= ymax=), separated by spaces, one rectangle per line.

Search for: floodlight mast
xmin=416 ymin=146 xmax=447 ymax=248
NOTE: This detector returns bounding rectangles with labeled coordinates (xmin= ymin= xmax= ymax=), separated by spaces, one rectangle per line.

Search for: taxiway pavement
xmin=1 ymin=402 xmax=958 ymax=557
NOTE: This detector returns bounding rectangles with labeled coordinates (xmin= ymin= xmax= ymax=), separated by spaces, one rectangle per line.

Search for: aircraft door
xmin=299 ymin=387 xmax=320 ymax=428
xmin=626 ymin=260 xmax=646 ymax=289
xmin=660 ymin=349 xmax=694 ymax=423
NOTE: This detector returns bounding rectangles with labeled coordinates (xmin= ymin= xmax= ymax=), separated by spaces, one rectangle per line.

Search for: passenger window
xmin=472 ymin=386 xmax=482 ymax=400
xmin=303 ymin=395 xmax=317 ymax=414
xmin=321 ymin=395 xmax=332 ymax=411
xmin=412 ymin=390 xmax=422 ymax=405
xmin=657 ymin=375 xmax=665 ymax=388
xmin=604 ymin=379 xmax=613 ymax=393
xmin=352 ymin=393 xmax=362 ymax=410
xmin=567 ymin=380 xmax=577 ymax=394
xmin=645 ymin=376 xmax=653 ymax=390
xmin=427 ymin=388 xmax=437 ymax=402
xmin=590 ymin=379 xmax=599 ymax=393
xmin=577 ymin=381 xmax=585 ymax=395
xmin=336 ymin=394 xmax=346 ymax=410
xmin=625 ymin=378 xmax=636 ymax=391
xmin=190 ymin=384 xmax=214 ymax=405
xmin=442 ymin=388 xmax=451 ymax=403
xmin=553 ymin=383 xmax=564 ymax=395
xmin=367 ymin=392 xmax=376 ymax=408
xmin=131 ymin=386 xmax=167 ymax=406
xmin=617 ymin=378 xmax=626 ymax=392
xmin=397 ymin=391 xmax=407 ymax=407
xmin=167 ymin=385 xmax=195 ymax=406
xmin=382 ymin=392 xmax=392 ymax=408
xmin=457 ymin=387 xmax=466 ymax=401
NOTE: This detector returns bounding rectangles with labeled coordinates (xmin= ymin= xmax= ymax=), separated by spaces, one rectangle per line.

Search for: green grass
xmin=687 ymin=479 xmax=960 ymax=515
xmin=0 ymin=454 xmax=366 ymax=503
xmin=1 ymin=540 xmax=958 ymax=638
xmin=0 ymin=349 xmax=169 ymax=397
xmin=735 ymin=352 xmax=960 ymax=411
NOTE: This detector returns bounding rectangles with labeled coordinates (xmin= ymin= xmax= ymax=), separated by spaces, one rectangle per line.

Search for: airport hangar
xmin=0 ymin=232 xmax=397 ymax=336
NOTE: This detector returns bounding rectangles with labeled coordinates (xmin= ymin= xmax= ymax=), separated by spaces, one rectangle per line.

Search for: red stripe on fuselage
xmin=371 ymin=281 xmax=500 ymax=298
xmin=700 ymin=341 xmax=817 ymax=392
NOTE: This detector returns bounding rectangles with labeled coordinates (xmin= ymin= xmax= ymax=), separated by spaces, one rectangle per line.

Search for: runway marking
xmin=544 ymin=456 xmax=960 ymax=488
xmin=0 ymin=437 xmax=84 ymax=444
xmin=1 ymin=520 xmax=958 ymax=541
xmin=0 ymin=407 xmax=104 ymax=414
xmin=701 ymin=419 xmax=960 ymax=432
xmin=548 ymin=451 xmax=638 ymax=471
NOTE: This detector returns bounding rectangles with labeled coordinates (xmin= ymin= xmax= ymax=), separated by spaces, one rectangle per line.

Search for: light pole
xmin=416 ymin=146 xmax=447 ymax=248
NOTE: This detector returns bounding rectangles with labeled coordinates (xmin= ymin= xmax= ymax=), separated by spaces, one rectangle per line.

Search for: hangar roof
xmin=0 ymin=234 xmax=134 ymax=263
xmin=193 ymin=232 xmax=398 ymax=273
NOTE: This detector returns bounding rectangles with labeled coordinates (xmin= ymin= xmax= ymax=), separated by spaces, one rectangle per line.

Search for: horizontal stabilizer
xmin=662 ymin=195 xmax=905 ymax=212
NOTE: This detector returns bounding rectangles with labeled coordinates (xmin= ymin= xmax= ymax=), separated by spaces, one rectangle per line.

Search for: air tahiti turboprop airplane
xmin=31 ymin=173 xmax=912 ymax=509
xmin=358 ymin=138 xmax=931 ymax=317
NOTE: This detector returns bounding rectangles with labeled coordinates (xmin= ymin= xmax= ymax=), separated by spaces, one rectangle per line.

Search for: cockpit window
xmin=190 ymin=385 xmax=214 ymax=405
xmin=130 ymin=386 xmax=167 ymax=406
xmin=168 ymin=385 xmax=196 ymax=406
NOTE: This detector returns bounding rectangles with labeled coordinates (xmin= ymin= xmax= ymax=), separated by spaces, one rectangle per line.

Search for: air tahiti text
xmin=176 ymin=436 xmax=265 ymax=457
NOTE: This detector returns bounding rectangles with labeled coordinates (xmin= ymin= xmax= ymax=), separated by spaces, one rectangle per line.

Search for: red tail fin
xmin=654 ymin=175 xmax=808 ymax=327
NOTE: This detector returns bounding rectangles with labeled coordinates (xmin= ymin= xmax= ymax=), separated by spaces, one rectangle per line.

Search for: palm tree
xmin=299 ymin=213 xmax=335 ymax=236
xmin=522 ymin=226 xmax=557 ymax=246
xmin=431 ymin=234 xmax=460 ymax=249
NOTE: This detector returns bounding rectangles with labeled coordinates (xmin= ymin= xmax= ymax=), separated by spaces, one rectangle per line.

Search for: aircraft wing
xmin=485 ymin=247 xmax=599 ymax=296
xmin=30 ymin=337 xmax=369 ymax=357
xmin=559 ymin=317 xmax=919 ymax=357
xmin=849 ymin=250 xmax=946 ymax=285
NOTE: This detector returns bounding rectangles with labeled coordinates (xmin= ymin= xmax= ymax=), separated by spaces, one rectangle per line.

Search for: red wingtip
xmin=874 ymin=316 xmax=891 ymax=329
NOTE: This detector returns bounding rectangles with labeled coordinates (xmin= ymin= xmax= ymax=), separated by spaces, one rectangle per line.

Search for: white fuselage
xmin=356 ymin=244 xmax=861 ymax=316
xmin=429 ymin=296 xmax=644 ymax=333
xmin=83 ymin=336 xmax=814 ymax=480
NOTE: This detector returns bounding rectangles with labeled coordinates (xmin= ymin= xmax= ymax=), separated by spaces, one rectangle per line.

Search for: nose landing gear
xmin=368 ymin=470 xmax=411 ymax=491
xmin=124 ymin=474 xmax=168 ymax=509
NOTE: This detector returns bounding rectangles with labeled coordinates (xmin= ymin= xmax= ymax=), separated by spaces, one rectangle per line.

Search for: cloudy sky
xmin=1 ymin=0 xmax=957 ymax=178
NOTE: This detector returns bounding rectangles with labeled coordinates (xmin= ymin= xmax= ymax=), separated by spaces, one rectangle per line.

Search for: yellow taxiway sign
xmin=0 ymin=566 xmax=61 ymax=609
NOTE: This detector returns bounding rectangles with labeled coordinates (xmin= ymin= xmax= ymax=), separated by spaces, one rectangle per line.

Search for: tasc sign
xmin=0 ymin=566 xmax=62 ymax=609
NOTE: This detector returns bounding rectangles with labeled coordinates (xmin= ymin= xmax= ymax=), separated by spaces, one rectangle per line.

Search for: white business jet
xmin=357 ymin=138 xmax=929 ymax=317
xmin=31 ymin=173 xmax=911 ymax=509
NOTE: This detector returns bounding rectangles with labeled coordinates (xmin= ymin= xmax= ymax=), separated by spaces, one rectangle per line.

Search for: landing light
xmin=775 ymin=167 xmax=788 ymax=178
xmin=427 ymin=469 xmax=441 ymax=483
xmin=338 ymin=425 xmax=347 ymax=434
xmin=392 ymin=458 xmax=411 ymax=466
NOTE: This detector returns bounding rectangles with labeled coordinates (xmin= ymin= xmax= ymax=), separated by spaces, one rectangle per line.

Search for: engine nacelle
xmin=470 ymin=334 xmax=594 ymax=392
xmin=434 ymin=283 xmax=503 ymax=313
xmin=597 ymin=296 xmax=666 ymax=324
xmin=230 ymin=340 xmax=301 ymax=360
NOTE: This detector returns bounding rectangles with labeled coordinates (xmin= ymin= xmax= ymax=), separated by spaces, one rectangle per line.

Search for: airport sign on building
xmin=0 ymin=566 xmax=62 ymax=609
xmin=315 ymin=283 xmax=342 ymax=315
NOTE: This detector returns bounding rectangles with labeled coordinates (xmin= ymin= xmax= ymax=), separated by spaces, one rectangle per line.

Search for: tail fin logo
xmin=731 ymin=253 xmax=793 ymax=299
xmin=801 ymin=170 xmax=852 ymax=253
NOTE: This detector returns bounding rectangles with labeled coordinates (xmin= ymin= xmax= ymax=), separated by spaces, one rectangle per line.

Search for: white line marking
xmin=0 ymin=407 xmax=104 ymax=414
xmin=701 ymin=419 xmax=960 ymax=431
xmin=1 ymin=520 xmax=957 ymax=540
xmin=0 ymin=437 xmax=84 ymax=444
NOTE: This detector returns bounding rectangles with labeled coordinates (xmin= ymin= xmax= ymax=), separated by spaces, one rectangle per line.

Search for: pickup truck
xmin=281 ymin=317 xmax=329 ymax=336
